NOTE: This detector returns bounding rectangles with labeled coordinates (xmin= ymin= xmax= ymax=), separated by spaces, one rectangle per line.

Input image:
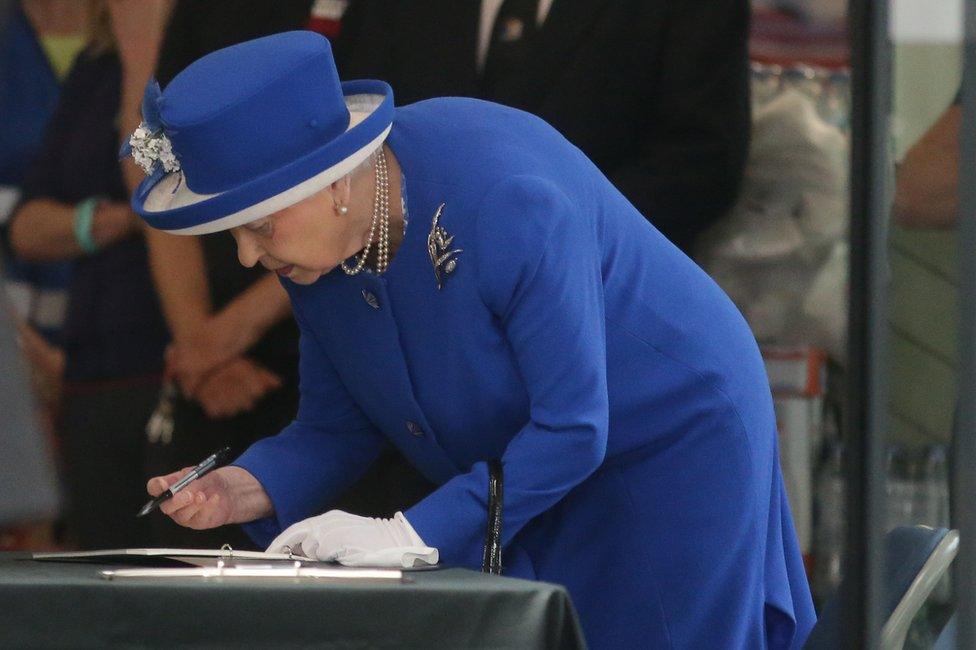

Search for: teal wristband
xmin=73 ymin=197 xmax=99 ymax=254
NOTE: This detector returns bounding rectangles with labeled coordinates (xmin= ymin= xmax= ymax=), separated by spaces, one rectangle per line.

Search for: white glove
xmin=266 ymin=510 xmax=439 ymax=568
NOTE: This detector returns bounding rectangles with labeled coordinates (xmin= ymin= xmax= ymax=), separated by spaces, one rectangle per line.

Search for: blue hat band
xmin=169 ymin=52 xmax=351 ymax=195
xmin=135 ymin=80 xmax=394 ymax=234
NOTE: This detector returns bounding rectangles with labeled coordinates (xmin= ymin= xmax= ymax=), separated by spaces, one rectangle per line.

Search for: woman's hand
xmin=266 ymin=511 xmax=439 ymax=567
xmin=166 ymin=276 xmax=291 ymax=395
xmin=16 ymin=321 xmax=64 ymax=408
xmin=165 ymin=326 xmax=246 ymax=396
xmin=190 ymin=357 xmax=282 ymax=419
xmin=166 ymin=306 xmax=269 ymax=396
xmin=147 ymin=465 xmax=272 ymax=529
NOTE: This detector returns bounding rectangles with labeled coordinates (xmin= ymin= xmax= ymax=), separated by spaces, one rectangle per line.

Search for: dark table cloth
xmin=0 ymin=553 xmax=585 ymax=648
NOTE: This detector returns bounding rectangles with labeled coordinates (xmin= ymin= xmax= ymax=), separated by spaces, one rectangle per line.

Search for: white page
xmin=100 ymin=565 xmax=403 ymax=580
xmin=33 ymin=548 xmax=315 ymax=563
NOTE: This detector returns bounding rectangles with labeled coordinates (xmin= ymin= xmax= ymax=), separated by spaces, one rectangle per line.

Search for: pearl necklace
xmin=341 ymin=147 xmax=391 ymax=275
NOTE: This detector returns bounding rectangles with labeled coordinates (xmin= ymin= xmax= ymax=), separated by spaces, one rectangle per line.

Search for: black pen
xmin=137 ymin=447 xmax=232 ymax=517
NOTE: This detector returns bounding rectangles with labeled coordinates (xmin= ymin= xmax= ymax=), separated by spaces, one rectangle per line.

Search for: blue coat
xmin=236 ymin=98 xmax=815 ymax=649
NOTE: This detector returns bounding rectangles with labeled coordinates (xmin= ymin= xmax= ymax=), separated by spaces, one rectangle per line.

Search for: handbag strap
xmin=482 ymin=459 xmax=504 ymax=575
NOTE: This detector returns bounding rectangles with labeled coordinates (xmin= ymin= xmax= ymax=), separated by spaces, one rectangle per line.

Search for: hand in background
xmin=159 ymin=272 xmax=291 ymax=396
xmin=165 ymin=305 xmax=266 ymax=395
xmin=147 ymin=465 xmax=272 ymax=530
xmin=92 ymin=201 xmax=142 ymax=249
xmin=190 ymin=357 xmax=282 ymax=420
xmin=165 ymin=330 xmax=238 ymax=396
xmin=16 ymin=322 xmax=64 ymax=437
xmin=16 ymin=321 xmax=64 ymax=407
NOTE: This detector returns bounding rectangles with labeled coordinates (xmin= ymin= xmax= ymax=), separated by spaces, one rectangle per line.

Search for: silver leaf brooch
xmin=427 ymin=203 xmax=463 ymax=290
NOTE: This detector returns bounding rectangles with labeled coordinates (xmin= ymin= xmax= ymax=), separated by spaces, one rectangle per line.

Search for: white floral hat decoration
xmin=120 ymin=79 xmax=180 ymax=182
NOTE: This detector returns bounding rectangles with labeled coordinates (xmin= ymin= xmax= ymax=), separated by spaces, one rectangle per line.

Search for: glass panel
xmin=885 ymin=0 xmax=963 ymax=645
xmin=661 ymin=2 xmax=969 ymax=643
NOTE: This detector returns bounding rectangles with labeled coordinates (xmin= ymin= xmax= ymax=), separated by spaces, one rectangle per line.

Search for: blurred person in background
xmin=0 ymin=0 xmax=90 ymax=551
xmin=0 ymin=270 xmax=61 ymax=549
xmin=6 ymin=0 xmax=171 ymax=549
xmin=888 ymin=101 xmax=962 ymax=480
xmin=0 ymin=0 xmax=91 ymax=434
xmin=893 ymin=101 xmax=961 ymax=230
xmin=333 ymin=0 xmax=752 ymax=255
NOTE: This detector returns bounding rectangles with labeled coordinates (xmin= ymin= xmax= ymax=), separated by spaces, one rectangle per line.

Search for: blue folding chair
xmin=805 ymin=526 xmax=958 ymax=649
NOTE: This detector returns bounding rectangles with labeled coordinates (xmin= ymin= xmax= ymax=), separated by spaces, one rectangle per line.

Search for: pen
xmin=136 ymin=446 xmax=232 ymax=517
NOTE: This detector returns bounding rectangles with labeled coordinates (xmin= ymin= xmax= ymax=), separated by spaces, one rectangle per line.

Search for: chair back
xmin=804 ymin=525 xmax=958 ymax=649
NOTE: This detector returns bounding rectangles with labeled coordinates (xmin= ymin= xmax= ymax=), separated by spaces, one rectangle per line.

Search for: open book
xmin=32 ymin=547 xmax=316 ymax=567
xmin=33 ymin=548 xmax=404 ymax=580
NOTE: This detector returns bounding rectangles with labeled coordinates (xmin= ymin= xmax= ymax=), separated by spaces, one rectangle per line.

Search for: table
xmin=0 ymin=553 xmax=584 ymax=648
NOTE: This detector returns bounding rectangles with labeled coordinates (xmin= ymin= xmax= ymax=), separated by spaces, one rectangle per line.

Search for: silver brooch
xmin=427 ymin=203 xmax=463 ymax=290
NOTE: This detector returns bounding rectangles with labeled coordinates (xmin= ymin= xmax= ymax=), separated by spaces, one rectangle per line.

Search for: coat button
xmin=406 ymin=421 xmax=424 ymax=437
xmin=362 ymin=290 xmax=380 ymax=309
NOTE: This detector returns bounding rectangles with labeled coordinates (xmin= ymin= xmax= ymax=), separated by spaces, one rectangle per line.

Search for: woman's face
xmin=230 ymin=185 xmax=365 ymax=285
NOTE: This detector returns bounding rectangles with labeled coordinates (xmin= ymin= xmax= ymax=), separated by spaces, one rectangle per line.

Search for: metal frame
xmin=844 ymin=0 xmax=892 ymax=645
xmin=955 ymin=0 xmax=976 ymax=645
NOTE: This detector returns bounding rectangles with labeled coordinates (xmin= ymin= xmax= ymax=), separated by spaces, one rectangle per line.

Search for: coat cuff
xmin=405 ymin=461 xmax=490 ymax=568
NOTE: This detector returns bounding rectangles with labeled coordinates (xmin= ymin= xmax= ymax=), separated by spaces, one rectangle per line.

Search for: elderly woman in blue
xmin=137 ymin=32 xmax=814 ymax=649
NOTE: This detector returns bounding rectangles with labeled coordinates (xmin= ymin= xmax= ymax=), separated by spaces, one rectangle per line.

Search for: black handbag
xmin=482 ymin=459 xmax=503 ymax=575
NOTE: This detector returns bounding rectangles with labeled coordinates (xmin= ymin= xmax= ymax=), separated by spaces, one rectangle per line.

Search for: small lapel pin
xmin=427 ymin=203 xmax=463 ymax=290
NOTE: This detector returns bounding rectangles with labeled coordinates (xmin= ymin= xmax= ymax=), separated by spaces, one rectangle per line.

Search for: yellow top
xmin=39 ymin=34 xmax=87 ymax=81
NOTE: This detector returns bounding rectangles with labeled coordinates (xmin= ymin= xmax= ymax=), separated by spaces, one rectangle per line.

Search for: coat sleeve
xmin=234 ymin=297 xmax=384 ymax=547
xmin=406 ymin=175 xmax=609 ymax=567
xmin=610 ymin=0 xmax=751 ymax=252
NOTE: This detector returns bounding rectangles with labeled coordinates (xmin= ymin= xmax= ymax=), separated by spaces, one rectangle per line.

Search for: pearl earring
xmin=337 ymin=205 xmax=349 ymax=215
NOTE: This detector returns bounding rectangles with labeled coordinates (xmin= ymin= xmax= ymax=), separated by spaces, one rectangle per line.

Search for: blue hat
xmin=123 ymin=31 xmax=394 ymax=235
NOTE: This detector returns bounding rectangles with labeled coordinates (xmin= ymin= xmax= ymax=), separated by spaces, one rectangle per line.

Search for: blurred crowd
xmin=0 ymin=0 xmax=751 ymax=551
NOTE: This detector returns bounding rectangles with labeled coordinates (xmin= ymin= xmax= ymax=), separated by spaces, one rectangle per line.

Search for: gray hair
xmin=341 ymin=142 xmax=386 ymax=185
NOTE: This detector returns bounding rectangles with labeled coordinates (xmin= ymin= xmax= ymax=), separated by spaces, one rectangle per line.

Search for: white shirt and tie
xmin=477 ymin=0 xmax=555 ymax=72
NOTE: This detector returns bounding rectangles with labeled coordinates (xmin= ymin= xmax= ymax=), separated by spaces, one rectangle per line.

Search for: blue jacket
xmin=0 ymin=5 xmax=71 ymax=344
xmin=236 ymin=98 xmax=815 ymax=649
xmin=0 ymin=4 xmax=59 ymax=186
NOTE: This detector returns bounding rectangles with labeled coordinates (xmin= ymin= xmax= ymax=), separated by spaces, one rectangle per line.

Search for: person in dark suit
xmin=334 ymin=0 xmax=752 ymax=253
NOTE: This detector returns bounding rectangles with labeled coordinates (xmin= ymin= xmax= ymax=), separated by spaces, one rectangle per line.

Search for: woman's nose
xmin=235 ymin=231 xmax=262 ymax=268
